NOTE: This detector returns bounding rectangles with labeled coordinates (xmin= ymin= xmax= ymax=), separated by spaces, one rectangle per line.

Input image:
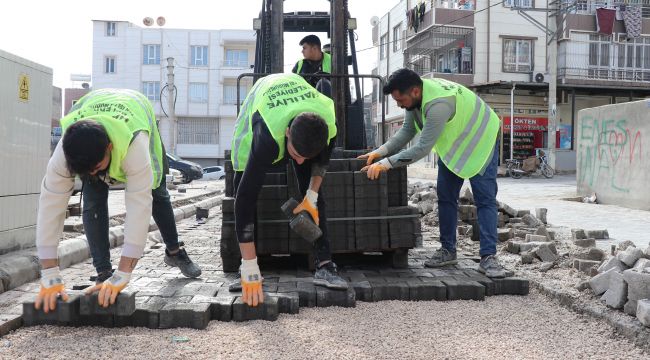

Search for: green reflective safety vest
xmin=60 ymin=89 xmax=164 ymax=187
xmin=415 ymin=78 xmax=500 ymax=179
xmin=295 ymin=52 xmax=331 ymax=74
xmin=231 ymin=73 xmax=337 ymax=171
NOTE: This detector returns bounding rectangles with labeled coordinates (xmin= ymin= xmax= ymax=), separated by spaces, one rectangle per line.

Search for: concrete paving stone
xmin=534 ymin=243 xmax=558 ymax=263
xmin=0 ymin=314 xmax=22 ymax=337
xmin=522 ymin=214 xmax=542 ymax=227
xmin=589 ymin=268 xmax=621 ymax=296
xmin=632 ymin=258 xmax=650 ymax=272
xmin=80 ymin=291 xmax=136 ymax=316
xmin=636 ymin=299 xmax=650 ymax=327
xmin=618 ymin=247 xmax=645 ymax=267
xmin=232 ymin=296 xmax=279 ymax=322
xmin=598 ymin=256 xmax=628 ymax=273
xmin=575 ymin=248 xmax=606 ymax=262
xmin=371 ymin=281 xmax=410 ymax=301
xmin=492 ymin=278 xmax=530 ymax=296
xmin=189 ymin=295 xmax=236 ymax=322
xmin=534 ymin=226 xmax=549 ymax=240
xmin=78 ymin=313 xmax=115 ymax=327
xmin=515 ymin=230 xmax=532 ymax=239
xmin=506 ymin=241 xmax=521 ymax=254
xmin=622 ymin=269 xmax=650 ymax=301
xmin=624 ymin=299 xmax=638 ymax=317
xmin=535 ymin=208 xmax=548 ymax=224
xmin=441 ymin=279 xmax=485 ymax=301
xmin=461 ymin=272 xmax=495 ymax=296
xmin=0 ymin=255 xmax=40 ymax=291
xmin=498 ymin=228 xmax=514 ymax=242
xmin=586 ymin=229 xmax=609 ymax=239
xmin=601 ymin=272 xmax=627 ymax=309
xmin=571 ymin=228 xmax=587 ymax=240
xmin=516 ymin=209 xmax=531 ymax=217
xmin=316 ymin=286 xmax=356 ymax=307
xmin=508 ymin=217 xmax=523 ymax=224
xmin=270 ymin=292 xmax=299 ymax=314
xmin=520 ymin=251 xmax=535 ymax=265
xmin=22 ymin=293 xmax=81 ymax=326
xmin=352 ymin=281 xmax=373 ymax=302
xmin=57 ymin=238 xmax=91 ymax=270
xmin=296 ymin=282 xmax=317 ymax=307
xmin=174 ymin=282 xmax=222 ymax=297
xmin=407 ymin=279 xmax=447 ymax=300
xmin=498 ymin=201 xmax=518 ymax=217
xmin=574 ymin=259 xmax=602 ymax=274
xmin=573 ymin=238 xmax=597 ymax=248
xmin=159 ymin=302 xmax=211 ymax=329
xmin=520 ymin=242 xmax=556 ymax=253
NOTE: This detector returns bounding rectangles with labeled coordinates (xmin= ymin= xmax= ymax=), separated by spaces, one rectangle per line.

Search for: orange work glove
xmin=293 ymin=189 xmax=319 ymax=225
xmin=85 ymin=270 xmax=131 ymax=308
xmin=240 ymin=258 xmax=264 ymax=307
xmin=34 ymin=266 xmax=69 ymax=313
xmin=361 ymin=159 xmax=390 ymax=180
xmin=357 ymin=149 xmax=385 ymax=166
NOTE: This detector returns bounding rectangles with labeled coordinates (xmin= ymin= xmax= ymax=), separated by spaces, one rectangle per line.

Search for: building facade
xmin=92 ymin=20 xmax=256 ymax=166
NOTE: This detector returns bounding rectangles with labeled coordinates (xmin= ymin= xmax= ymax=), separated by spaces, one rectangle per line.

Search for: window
xmin=223 ymin=84 xmax=248 ymax=105
xmin=503 ymin=38 xmax=532 ymax=72
xmin=504 ymin=0 xmax=532 ymax=8
xmin=191 ymin=46 xmax=209 ymax=66
xmin=189 ymin=83 xmax=208 ymax=103
xmin=393 ymin=24 xmax=402 ymax=52
xmin=143 ymin=45 xmax=160 ymax=65
xmin=380 ymin=33 xmax=388 ymax=60
xmin=104 ymin=56 xmax=116 ymax=73
xmin=106 ymin=22 xmax=116 ymax=36
xmin=142 ymin=81 xmax=160 ymax=101
xmin=224 ymin=49 xmax=249 ymax=67
xmin=178 ymin=117 xmax=219 ymax=144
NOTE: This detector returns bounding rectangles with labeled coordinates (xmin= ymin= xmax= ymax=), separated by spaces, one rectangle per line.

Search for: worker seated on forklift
xmin=292 ymin=34 xmax=332 ymax=97
xmin=33 ymin=89 xmax=202 ymax=314
xmin=230 ymin=73 xmax=348 ymax=307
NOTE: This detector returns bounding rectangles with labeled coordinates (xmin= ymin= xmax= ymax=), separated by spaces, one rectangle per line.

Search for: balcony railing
xmin=565 ymin=0 xmax=650 ymax=18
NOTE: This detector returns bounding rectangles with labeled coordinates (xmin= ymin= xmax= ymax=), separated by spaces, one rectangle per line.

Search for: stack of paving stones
xmin=587 ymin=241 xmax=650 ymax=327
xmin=221 ymin=147 xmax=421 ymax=271
xmin=22 ymin=264 xmax=529 ymax=330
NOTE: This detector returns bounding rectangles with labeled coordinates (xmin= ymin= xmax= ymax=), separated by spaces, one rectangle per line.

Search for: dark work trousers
xmin=233 ymin=159 xmax=332 ymax=266
xmin=82 ymin=148 xmax=179 ymax=274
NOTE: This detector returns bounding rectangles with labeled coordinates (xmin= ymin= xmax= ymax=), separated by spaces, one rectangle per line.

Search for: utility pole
xmin=547 ymin=0 xmax=559 ymax=170
xmin=166 ymin=57 xmax=177 ymax=155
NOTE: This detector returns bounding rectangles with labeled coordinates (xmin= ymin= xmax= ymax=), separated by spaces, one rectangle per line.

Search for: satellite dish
xmin=370 ymin=16 xmax=379 ymax=26
xmin=143 ymin=17 xmax=154 ymax=26
xmin=156 ymin=16 xmax=166 ymax=26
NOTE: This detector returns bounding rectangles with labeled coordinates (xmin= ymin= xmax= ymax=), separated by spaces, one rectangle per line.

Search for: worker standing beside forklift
xmin=34 ymin=89 xmax=202 ymax=313
xmin=230 ymin=73 xmax=348 ymax=307
xmin=359 ymin=68 xmax=509 ymax=278
xmin=292 ymin=34 xmax=331 ymax=95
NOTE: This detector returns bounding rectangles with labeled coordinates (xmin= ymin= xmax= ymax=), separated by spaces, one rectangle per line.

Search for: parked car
xmin=169 ymin=168 xmax=183 ymax=184
xmin=201 ymin=166 xmax=225 ymax=180
xmin=166 ymin=153 xmax=203 ymax=184
xmin=51 ymin=127 xmax=62 ymax=154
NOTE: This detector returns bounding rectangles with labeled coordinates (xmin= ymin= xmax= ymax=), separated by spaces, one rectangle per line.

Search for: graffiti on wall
xmin=578 ymin=115 xmax=643 ymax=193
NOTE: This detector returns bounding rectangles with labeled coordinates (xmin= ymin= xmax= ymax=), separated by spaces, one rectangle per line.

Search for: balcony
xmin=566 ymin=0 xmax=650 ymax=18
xmin=405 ymin=1 xmax=474 ymax=38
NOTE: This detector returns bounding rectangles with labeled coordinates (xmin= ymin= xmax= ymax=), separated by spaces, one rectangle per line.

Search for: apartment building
xmin=92 ymin=20 xmax=256 ymax=166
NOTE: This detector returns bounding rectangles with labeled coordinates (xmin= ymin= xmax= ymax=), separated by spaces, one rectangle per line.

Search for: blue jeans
xmin=437 ymin=144 xmax=499 ymax=257
xmin=82 ymin=173 xmax=179 ymax=274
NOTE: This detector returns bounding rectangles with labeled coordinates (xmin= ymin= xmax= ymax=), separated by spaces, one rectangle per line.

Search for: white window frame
xmin=503 ymin=38 xmax=533 ymax=73
xmin=393 ymin=24 xmax=402 ymax=52
xmin=189 ymin=83 xmax=209 ymax=104
xmin=504 ymin=0 xmax=533 ymax=8
xmin=104 ymin=56 xmax=116 ymax=73
xmin=142 ymin=81 xmax=160 ymax=102
xmin=143 ymin=44 xmax=160 ymax=65
xmin=106 ymin=22 xmax=116 ymax=36
xmin=224 ymin=49 xmax=249 ymax=67
xmin=191 ymin=46 xmax=209 ymax=66
xmin=380 ymin=33 xmax=389 ymax=60
xmin=223 ymin=84 xmax=248 ymax=105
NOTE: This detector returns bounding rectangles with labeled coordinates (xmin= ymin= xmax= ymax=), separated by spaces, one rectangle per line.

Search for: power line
xmin=356 ymin=1 xmax=506 ymax=54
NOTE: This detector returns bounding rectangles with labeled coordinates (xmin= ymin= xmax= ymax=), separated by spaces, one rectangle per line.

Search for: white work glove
xmin=240 ymin=258 xmax=264 ymax=307
xmin=85 ymin=270 xmax=132 ymax=308
xmin=35 ymin=266 xmax=69 ymax=313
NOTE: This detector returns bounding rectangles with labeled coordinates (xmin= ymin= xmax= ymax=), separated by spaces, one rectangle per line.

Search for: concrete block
xmin=492 ymin=278 xmax=529 ymax=295
xmin=371 ymin=281 xmax=410 ymax=301
xmin=22 ymin=294 xmax=81 ymax=326
xmin=458 ymin=205 xmax=477 ymax=222
xmin=623 ymin=269 xmax=650 ymax=301
xmin=459 ymin=188 xmax=473 ymax=204
xmin=618 ymin=247 xmax=644 ymax=267
xmin=0 ymin=255 xmax=40 ymax=290
xmin=522 ymin=214 xmax=542 ymax=227
xmin=586 ymin=229 xmax=609 ymax=239
xmin=632 ymin=258 xmax=650 ymax=272
xmin=506 ymin=241 xmax=521 ymax=254
xmin=441 ymin=279 xmax=485 ymax=301
xmin=499 ymin=202 xmax=518 ymax=217
xmin=133 ymin=296 xmax=167 ymax=328
xmin=232 ymin=296 xmax=279 ymax=321
xmin=80 ymin=291 xmax=136 ymax=316
xmin=271 ymin=292 xmax=299 ymax=314
xmin=520 ymin=242 xmax=555 ymax=253
xmin=573 ymin=239 xmax=596 ymax=248
xmin=520 ymin=251 xmax=535 ymax=264
xmin=547 ymin=230 xmax=556 ymax=241
xmin=540 ymin=262 xmax=555 ymax=272
xmin=498 ymin=228 xmax=514 ymax=242
xmin=576 ymin=248 xmax=607 ymax=262
xmin=534 ymin=226 xmax=549 ymax=240
xmin=636 ymin=299 xmax=650 ymax=327
xmin=534 ymin=243 xmax=558 ymax=263
xmin=571 ymin=229 xmax=587 ymax=240
xmin=617 ymin=240 xmax=636 ymax=252
xmin=508 ymin=217 xmax=523 ymax=224
xmin=535 ymin=208 xmax=548 ymax=224
xmin=57 ymin=238 xmax=91 ymax=270
xmin=407 ymin=280 xmax=447 ymax=301
xmin=601 ymin=271 xmax=627 ymax=309
xmin=316 ymin=286 xmax=356 ymax=307
xmin=624 ymin=299 xmax=638 ymax=317
xmin=352 ymin=281 xmax=373 ymax=302
xmin=645 ymin=245 xmax=650 ymax=258
xmin=189 ymin=295 xmax=235 ymax=322
xmin=159 ymin=302 xmax=211 ymax=329
xmin=525 ymin=234 xmax=548 ymax=242
xmin=296 ymin=282 xmax=317 ymax=307
xmin=573 ymin=259 xmax=601 ymax=274
xmin=598 ymin=256 xmax=627 ymax=273
xmin=589 ymin=268 xmax=619 ymax=295
xmin=516 ymin=209 xmax=531 ymax=217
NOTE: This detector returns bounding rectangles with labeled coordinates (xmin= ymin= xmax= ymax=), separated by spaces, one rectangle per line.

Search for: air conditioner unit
xmin=533 ymin=72 xmax=547 ymax=83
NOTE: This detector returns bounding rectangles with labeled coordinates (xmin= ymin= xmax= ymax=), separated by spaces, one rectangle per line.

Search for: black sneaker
xmin=313 ymin=262 xmax=348 ymax=290
xmin=164 ymin=247 xmax=202 ymax=278
xmin=479 ymin=255 xmax=508 ymax=278
xmin=424 ymin=248 xmax=458 ymax=268
xmin=90 ymin=269 xmax=114 ymax=284
xmin=228 ymin=272 xmax=242 ymax=292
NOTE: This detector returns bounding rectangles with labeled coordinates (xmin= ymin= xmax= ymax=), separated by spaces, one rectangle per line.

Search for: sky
xmin=0 ymin=0 xmax=400 ymax=89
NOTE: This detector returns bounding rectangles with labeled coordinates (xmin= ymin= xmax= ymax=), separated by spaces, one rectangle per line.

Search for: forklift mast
xmin=252 ymin=0 xmax=366 ymax=149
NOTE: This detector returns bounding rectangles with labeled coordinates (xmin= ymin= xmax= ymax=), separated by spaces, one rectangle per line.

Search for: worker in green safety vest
xmin=359 ymin=68 xmax=510 ymax=278
xmin=34 ymin=89 xmax=201 ymax=313
xmin=292 ymin=34 xmax=332 ymax=95
xmin=230 ymin=73 xmax=348 ymax=307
